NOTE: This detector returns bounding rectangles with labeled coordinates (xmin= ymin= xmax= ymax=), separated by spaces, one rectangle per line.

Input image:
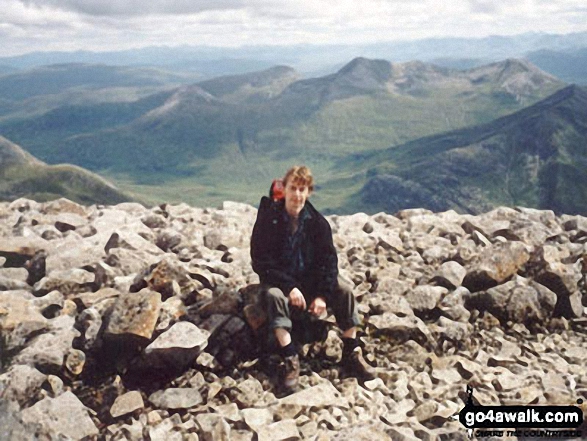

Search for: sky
xmin=2 ymin=0 xmax=587 ymax=56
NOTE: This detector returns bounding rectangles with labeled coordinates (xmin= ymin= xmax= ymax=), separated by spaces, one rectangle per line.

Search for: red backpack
xmin=269 ymin=179 xmax=285 ymax=202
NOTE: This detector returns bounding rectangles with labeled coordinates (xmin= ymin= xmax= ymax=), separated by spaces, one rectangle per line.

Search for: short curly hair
xmin=283 ymin=165 xmax=314 ymax=192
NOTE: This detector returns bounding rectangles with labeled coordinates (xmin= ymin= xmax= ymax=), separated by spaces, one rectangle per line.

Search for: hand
xmin=309 ymin=297 xmax=327 ymax=317
xmin=288 ymin=288 xmax=306 ymax=310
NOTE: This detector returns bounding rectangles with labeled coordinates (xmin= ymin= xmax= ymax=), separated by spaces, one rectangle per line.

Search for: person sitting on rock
xmin=250 ymin=165 xmax=375 ymax=391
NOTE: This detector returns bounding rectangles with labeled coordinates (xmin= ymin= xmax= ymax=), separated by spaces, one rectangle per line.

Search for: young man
xmin=250 ymin=165 xmax=375 ymax=391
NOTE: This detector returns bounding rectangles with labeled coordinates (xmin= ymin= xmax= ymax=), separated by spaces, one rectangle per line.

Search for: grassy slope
xmin=0 ymin=59 xmax=568 ymax=212
xmin=0 ymin=163 xmax=136 ymax=205
xmin=333 ymin=85 xmax=587 ymax=215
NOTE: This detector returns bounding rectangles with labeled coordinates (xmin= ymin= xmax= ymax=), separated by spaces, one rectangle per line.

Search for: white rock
xmin=110 ymin=391 xmax=145 ymax=418
xmin=20 ymin=391 xmax=98 ymax=440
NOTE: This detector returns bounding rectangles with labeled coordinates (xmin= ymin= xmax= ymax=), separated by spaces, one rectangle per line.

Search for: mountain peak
xmin=196 ymin=65 xmax=300 ymax=103
xmin=337 ymin=57 xmax=393 ymax=79
xmin=467 ymin=58 xmax=562 ymax=99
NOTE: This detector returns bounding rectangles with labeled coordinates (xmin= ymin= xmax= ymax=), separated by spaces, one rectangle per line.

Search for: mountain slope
xmin=347 ymin=85 xmax=587 ymax=215
xmin=0 ymin=57 xmax=568 ymax=210
xmin=0 ymin=136 xmax=135 ymax=205
xmin=0 ymin=63 xmax=199 ymax=102
xmin=9 ymin=58 xmax=564 ymax=171
xmin=196 ymin=66 xmax=300 ymax=104
xmin=526 ymin=48 xmax=587 ymax=85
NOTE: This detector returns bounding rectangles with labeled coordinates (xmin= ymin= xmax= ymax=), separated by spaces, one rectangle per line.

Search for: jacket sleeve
xmin=313 ymin=217 xmax=339 ymax=303
xmin=250 ymin=198 xmax=299 ymax=295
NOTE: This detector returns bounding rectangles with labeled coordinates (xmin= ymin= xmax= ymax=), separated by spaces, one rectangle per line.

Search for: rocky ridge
xmin=1 ymin=198 xmax=586 ymax=440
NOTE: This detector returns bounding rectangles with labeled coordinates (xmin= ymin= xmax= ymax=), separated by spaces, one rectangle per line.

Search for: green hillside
xmin=0 ymin=63 xmax=199 ymax=101
xmin=0 ymin=58 xmax=568 ymax=211
xmin=335 ymin=85 xmax=587 ymax=215
xmin=0 ymin=136 xmax=136 ymax=205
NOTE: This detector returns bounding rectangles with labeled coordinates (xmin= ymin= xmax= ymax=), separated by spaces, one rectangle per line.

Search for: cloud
xmin=17 ymin=0 xmax=250 ymax=17
xmin=0 ymin=0 xmax=586 ymax=57
xmin=468 ymin=0 xmax=505 ymax=14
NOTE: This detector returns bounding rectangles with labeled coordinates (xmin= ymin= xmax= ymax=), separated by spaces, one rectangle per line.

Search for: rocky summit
xmin=1 ymin=198 xmax=586 ymax=440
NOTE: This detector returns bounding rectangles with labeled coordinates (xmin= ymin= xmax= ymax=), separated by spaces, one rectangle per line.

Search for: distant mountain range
xmin=0 ymin=58 xmax=563 ymax=174
xmin=2 ymin=31 xmax=587 ymax=78
xmin=0 ymin=136 xmax=133 ymax=205
xmin=526 ymin=48 xmax=587 ymax=85
xmin=344 ymin=84 xmax=587 ymax=215
xmin=1 ymin=49 xmax=586 ymax=215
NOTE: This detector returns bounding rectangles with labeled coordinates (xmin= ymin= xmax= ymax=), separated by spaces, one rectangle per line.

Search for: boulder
xmin=148 ymin=388 xmax=204 ymax=410
xmin=467 ymin=277 xmax=554 ymax=326
xmin=279 ymin=382 xmax=349 ymax=409
xmin=0 ymin=237 xmax=47 ymax=272
xmin=232 ymin=377 xmax=265 ymax=408
xmin=0 ymin=365 xmax=46 ymax=406
xmin=404 ymin=285 xmax=447 ymax=315
xmin=143 ymin=321 xmax=210 ymax=371
xmin=368 ymin=293 xmax=414 ymax=317
xmin=14 ymin=315 xmax=79 ymax=371
xmin=103 ymin=289 xmax=162 ymax=341
xmin=33 ymin=268 xmax=95 ymax=296
xmin=257 ymin=420 xmax=300 ymax=441
xmin=241 ymin=407 xmax=273 ymax=431
xmin=110 ymin=391 xmax=145 ymax=418
xmin=44 ymin=243 xmax=103 ymax=276
xmin=430 ymin=261 xmax=467 ymax=289
xmin=369 ymin=312 xmax=433 ymax=346
xmin=463 ymin=241 xmax=530 ymax=292
xmin=20 ymin=391 xmax=99 ymax=440
xmin=0 ymin=290 xmax=49 ymax=351
xmin=195 ymin=413 xmax=231 ymax=441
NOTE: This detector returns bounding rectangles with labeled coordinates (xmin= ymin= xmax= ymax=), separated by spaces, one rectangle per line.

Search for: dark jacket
xmin=250 ymin=196 xmax=338 ymax=303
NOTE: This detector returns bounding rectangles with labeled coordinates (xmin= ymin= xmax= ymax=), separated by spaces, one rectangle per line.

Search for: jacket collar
xmin=282 ymin=202 xmax=312 ymax=222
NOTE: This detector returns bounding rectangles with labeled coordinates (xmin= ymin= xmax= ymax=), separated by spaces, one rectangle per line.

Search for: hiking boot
xmin=283 ymin=354 xmax=300 ymax=391
xmin=341 ymin=347 xmax=376 ymax=381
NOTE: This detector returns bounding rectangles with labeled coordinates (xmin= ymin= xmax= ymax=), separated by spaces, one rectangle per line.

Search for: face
xmin=284 ymin=179 xmax=310 ymax=217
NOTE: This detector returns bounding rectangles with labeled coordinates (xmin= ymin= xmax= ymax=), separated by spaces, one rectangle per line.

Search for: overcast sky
xmin=2 ymin=0 xmax=587 ymax=56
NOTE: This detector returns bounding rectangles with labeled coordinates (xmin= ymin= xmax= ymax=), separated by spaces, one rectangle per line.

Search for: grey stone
xmin=104 ymin=288 xmax=161 ymax=341
xmin=257 ymin=419 xmax=300 ymax=441
xmin=20 ymin=391 xmax=99 ymax=440
xmin=405 ymin=285 xmax=447 ymax=314
xmin=369 ymin=312 xmax=433 ymax=345
xmin=430 ymin=261 xmax=466 ymax=289
xmin=144 ymin=321 xmax=209 ymax=370
xmin=468 ymin=277 xmax=553 ymax=326
xmin=74 ymin=287 xmax=120 ymax=308
xmin=232 ymin=377 xmax=265 ymax=408
xmin=0 ymin=290 xmax=48 ymax=351
xmin=14 ymin=315 xmax=79 ymax=370
xmin=196 ymin=413 xmax=231 ymax=441
xmin=65 ymin=349 xmax=86 ymax=376
xmin=463 ymin=241 xmax=530 ymax=292
xmin=110 ymin=391 xmax=145 ymax=418
xmin=148 ymin=388 xmax=204 ymax=409
xmin=241 ymin=407 xmax=273 ymax=430
xmin=280 ymin=382 xmax=349 ymax=409
xmin=212 ymin=402 xmax=242 ymax=423
xmin=369 ymin=293 xmax=414 ymax=316
xmin=0 ymin=365 xmax=46 ymax=406
xmin=34 ymin=268 xmax=95 ymax=296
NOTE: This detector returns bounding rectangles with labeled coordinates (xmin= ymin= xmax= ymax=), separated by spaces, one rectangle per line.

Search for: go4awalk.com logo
xmin=458 ymin=386 xmax=584 ymax=439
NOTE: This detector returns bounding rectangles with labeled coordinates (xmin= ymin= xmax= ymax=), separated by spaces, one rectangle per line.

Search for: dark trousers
xmin=262 ymin=277 xmax=360 ymax=333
